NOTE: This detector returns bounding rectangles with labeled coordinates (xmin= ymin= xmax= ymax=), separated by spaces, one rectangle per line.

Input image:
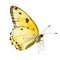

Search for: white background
xmin=0 ymin=0 xmax=60 ymax=60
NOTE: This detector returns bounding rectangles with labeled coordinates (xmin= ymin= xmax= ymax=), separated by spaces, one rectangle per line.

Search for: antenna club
xmin=55 ymin=33 xmax=58 ymax=34
xmin=48 ymin=25 xmax=51 ymax=27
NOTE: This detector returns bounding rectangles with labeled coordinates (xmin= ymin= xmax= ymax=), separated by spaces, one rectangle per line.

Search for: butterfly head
xmin=37 ymin=34 xmax=44 ymax=42
xmin=40 ymin=34 xmax=44 ymax=38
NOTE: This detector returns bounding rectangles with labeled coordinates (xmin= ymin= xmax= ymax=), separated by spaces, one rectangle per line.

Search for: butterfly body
xmin=10 ymin=6 xmax=41 ymax=50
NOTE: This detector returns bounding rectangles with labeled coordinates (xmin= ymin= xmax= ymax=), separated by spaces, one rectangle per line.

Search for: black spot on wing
xmin=17 ymin=44 xmax=20 ymax=46
xmin=16 ymin=48 xmax=18 ymax=49
xmin=10 ymin=32 xmax=11 ymax=34
xmin=16 ymin=42 xmax=18 ymax=44
xmin=12 ymin=20 xmax=16 ymax=23
xmin=19 ymin=12 xmax=21 ymax=14
xmin=11 ymin=6 xmax=14 ymax=8
xmin=20 ymin=28 xmax=23 ymax=30
xmin=11 ymin=16 xmax=14 ymax=20
xmin=9 ymin=37 xmax=11 ymax=40
xmin=33 ymin=28 xmax=35 ymax=30
xmin=15 ymin=7 xmax=18 ymax=10
xmin=11 ymin=42 xmax=13 ymax=45
xmin=27 ymin=27 xmax=29 ymax=29
xmin=25 ymin=18 xmax=29 ymax=23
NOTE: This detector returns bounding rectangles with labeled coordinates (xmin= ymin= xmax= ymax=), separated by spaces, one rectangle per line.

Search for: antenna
xmin=43 ymin=32 xmax=58 ymax=35
xmin=41 ymin=25 xmax=51 ymax=34
xmin=40 ymin=25 xmax=58 ymax=37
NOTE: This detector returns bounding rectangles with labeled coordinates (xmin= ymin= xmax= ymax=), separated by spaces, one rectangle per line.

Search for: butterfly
xmin=10 ymin=6 xmax=46 ymax=51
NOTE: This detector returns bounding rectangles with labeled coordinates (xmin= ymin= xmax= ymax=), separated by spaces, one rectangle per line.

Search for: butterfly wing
xmin=10 ymin=27 xmax=38 ymax=50
xmin=10 ymin=6 xmax=39 ymax=34
xmin=10 ymin=6 xmax=40 ymax=50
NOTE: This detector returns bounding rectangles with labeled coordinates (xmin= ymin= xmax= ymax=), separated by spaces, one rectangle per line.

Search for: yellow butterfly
xmin=10 ymin=6 xmax=48 ymax=50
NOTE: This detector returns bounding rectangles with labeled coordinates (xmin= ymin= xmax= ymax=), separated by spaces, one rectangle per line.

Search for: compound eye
xmin=40 ymin=34 xmax=43 ymax=37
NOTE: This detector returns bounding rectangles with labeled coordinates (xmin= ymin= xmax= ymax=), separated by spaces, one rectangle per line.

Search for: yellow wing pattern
xmin=10 ymin=6 xmax=39 ymax=34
